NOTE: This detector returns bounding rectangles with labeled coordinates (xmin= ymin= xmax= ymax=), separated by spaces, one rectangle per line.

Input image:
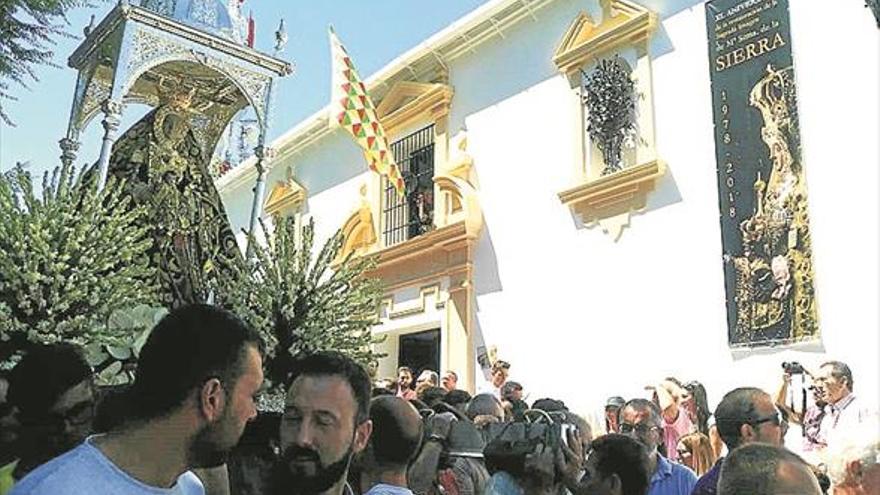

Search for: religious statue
xmin=108 ymin=84 xmax=240 ymax=307
xmin=730 ymin=65 xmax=818 ymax=344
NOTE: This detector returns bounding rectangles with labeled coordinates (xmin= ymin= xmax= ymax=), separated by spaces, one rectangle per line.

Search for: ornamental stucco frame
xmin=553 ymin=0 xmax=666 ymax=240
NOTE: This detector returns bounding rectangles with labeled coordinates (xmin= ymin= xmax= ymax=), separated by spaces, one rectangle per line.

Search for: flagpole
xmin=245 ymin=18 xmax=287 ymax=258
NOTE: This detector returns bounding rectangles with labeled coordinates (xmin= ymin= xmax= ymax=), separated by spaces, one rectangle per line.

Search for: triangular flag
xmin=328 ymin=27 xmax=404 ymax=196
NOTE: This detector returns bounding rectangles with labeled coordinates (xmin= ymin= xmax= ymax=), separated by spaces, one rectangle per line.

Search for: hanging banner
xmin=706 ymin=0 xmax=819 ymax=348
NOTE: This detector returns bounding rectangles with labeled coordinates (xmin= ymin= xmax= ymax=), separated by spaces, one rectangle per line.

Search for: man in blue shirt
xmin=692 ymin=387 xmax=788 ymax=495
xmin=618 ymin=399 xmax=696 ymax=495
xmin=10 ymin=304 xmax=265 ymax=495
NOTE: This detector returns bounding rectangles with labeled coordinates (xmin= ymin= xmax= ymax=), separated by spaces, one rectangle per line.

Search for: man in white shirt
xmin=10 ymin=304 xmax=264 ymax=495
xmin=813 ymin=361 xmax=867 ymax=451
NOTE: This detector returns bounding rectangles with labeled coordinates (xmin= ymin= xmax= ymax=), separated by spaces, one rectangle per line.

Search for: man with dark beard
xmin=10 ymin=304 xmax=264 ymax=495
xmin=273 ymin=351 xmax=374 ymax=495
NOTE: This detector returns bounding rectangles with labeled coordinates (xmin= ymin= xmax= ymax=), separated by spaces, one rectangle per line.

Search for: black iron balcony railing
xmin=383 ymin=124 xmax=435 ymax=247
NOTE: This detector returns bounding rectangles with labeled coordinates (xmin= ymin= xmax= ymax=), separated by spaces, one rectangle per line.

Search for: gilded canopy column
xmin=96 ymin=100 xmax=123 ymax=190
xmin=245 ymin=22 xmax=287 ymax=256
xmin=246 ymin=143 xmax=270 ymax=257
xmin=59 ymin=138 xmax=81 ymax=168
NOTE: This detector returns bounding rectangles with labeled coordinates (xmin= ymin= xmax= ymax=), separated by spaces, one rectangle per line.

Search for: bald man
xmin=358 ymin=396 xmax=423 ymax=495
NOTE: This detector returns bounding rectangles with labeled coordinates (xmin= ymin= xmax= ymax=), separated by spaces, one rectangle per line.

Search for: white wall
xmin=220 ymin=0 xmax=879 ymax=433
xmin=459 ymin=0 xmax=879 ymax=422
xmin=221 ymin=127 xmax=375 ymax=242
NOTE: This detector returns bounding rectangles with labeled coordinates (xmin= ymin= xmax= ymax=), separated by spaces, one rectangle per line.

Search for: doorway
xmin=398 ymin=328 xmax=440 ymax=376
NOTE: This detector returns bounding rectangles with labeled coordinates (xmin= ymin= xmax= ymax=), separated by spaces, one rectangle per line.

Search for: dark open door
xmin=398 ymin=329 xmax=440 ymax=376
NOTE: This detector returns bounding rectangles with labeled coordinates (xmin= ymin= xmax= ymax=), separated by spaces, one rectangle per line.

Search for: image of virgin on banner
xmin=706 ymin=0 xmax=819 ymax=348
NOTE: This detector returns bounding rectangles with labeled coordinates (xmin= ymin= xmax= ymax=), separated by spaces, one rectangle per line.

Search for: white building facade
xmin=217 ymin=0 xmax=880 ymax=425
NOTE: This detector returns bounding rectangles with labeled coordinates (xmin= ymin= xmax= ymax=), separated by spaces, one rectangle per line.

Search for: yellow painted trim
xmin=365 ymin=219 xmax=476 ymax=289
xmin=558 ymin=159 xmax=665 ymax=239
xmin=367 ymin=219 xmax=480 ymax=392
xmin=263 ymin=178 xmax=307 ymax=217
xmin=553 ymin=0 xmax=658 ymax=76
xmin=434 ymin=174 xmax=483 ymax=235
xmin=379 ymin=284 xmax=447 ymax=320
xmin=443 ymin=131 xmax=474 ymax=183
xmin=339 ymin=201 xmax=378 ymax=260
xmin=376 ymin=81 xmax=454 ymax=136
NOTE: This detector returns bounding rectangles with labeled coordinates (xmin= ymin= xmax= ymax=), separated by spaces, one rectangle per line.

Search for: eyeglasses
xmin=749 ymin=412 xmax=789 ymax=434
xmin=619 ymin=423 xmax=658 ymax=436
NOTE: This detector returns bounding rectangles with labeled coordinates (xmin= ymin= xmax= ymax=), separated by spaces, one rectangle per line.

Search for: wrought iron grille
xmin=383 ymin=125 xmax=435 ymax=246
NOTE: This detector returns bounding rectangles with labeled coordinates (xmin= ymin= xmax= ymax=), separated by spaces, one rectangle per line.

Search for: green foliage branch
xmin=0 ymin=162 xmax=158 ymax=362
xmin=217 ymin=216 xmax=384 ymax=401
xmin=0 ymin=0 xmax=95 ymax=125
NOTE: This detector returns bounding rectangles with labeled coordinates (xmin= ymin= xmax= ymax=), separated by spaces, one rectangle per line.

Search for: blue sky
xmin=0 ymin=0 xmax=489 ymax=179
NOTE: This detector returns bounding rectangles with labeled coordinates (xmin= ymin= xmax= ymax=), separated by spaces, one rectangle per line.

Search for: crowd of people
xmin=0 ymin=304 xmax=877 ymax=495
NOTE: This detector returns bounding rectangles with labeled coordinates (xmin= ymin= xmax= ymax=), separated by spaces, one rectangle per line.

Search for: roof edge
xmin=217 ymin=0 xmax=556 ymax=193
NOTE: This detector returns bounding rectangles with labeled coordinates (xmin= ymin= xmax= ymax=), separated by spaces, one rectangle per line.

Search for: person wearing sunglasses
xmin=692 ymin=387 xmax=788 ymax=495
xmin=618 ymin=399 xmax=697 ymax=495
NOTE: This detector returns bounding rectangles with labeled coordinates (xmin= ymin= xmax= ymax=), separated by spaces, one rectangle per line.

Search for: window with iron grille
xmin=383 ymin=124 xmax=435 ymax=247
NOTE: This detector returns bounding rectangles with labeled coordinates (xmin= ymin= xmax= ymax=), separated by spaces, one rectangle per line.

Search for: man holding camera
xmin=776 ymin=362 xmax=827 ymax=454
xmin=776 ymin=360 xmax=865 ymax=457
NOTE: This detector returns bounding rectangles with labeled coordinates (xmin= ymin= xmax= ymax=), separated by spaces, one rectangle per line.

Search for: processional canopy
xmin=66 ymin=0 xmax=292 ymax=175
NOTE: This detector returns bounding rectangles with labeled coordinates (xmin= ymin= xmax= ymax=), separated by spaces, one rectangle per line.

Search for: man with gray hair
xmin=813 ymin=361 xmax=866 ymax=452
xmin=440 ymin=371 xmax=458 ymax=392
xmin=717 ymin=443 xmax=821 ymax=495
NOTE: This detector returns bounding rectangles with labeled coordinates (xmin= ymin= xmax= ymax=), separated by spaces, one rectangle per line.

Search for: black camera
xmin=482 ymin=408 xmax=579 ymax=483
xmin=782 ymin=361 xmax=805 ymax=374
